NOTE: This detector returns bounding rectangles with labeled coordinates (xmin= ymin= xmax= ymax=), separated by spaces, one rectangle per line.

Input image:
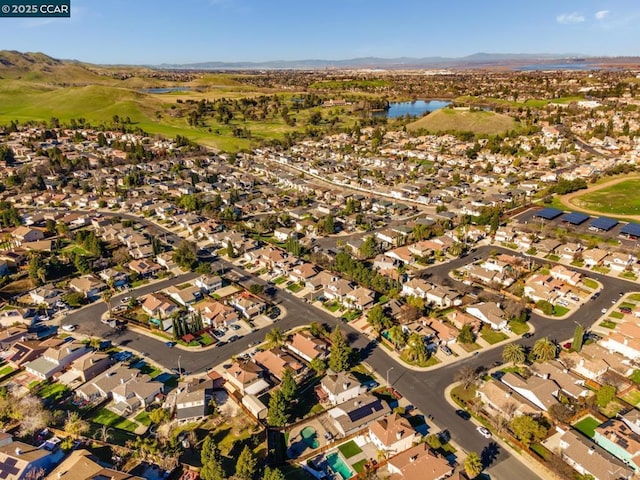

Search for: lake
xmin=374 ymin=100 xmax=451 ymax=118
xmin=141 ymin=87 xmax=192 ymax=94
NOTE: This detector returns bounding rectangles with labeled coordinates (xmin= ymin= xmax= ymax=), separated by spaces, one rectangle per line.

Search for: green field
xmin=92 ymin=407 xmax=139 ymax=432
xmin=338 ymin=440 xmax=363 ymax=459
xmin=570 ymin=179 xmax=640 ymax=215
xmin=574 ymin=416 xmax=600 ymax=438
xmin=407 ymin=108 xmax=517 ymax=135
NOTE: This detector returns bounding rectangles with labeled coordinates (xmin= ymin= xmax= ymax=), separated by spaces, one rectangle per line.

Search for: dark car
xmin=620 ymin=307 xmax=632 ymax=314
xmin=165 ymin=341 xmax=176 ymax=348
xmin=228 ymin=335 xmax=239 ymax=342
xmin=455 ymin=409 xmax=471 ymax=420
xmin=523 ymin=332 xmax=534 ymax=338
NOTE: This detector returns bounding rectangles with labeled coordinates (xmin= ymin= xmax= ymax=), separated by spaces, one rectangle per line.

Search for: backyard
xmin=92 ymin=407 xmax=139 ymax=432
xmin=573 ymin=415 xmax=601 ymax=439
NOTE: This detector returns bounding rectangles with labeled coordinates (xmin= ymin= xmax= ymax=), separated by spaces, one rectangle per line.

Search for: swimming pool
xmin=301 ymin=426 xmax=319 ymax=449
xmin=326 ymin=452 xmax=353 ymax=480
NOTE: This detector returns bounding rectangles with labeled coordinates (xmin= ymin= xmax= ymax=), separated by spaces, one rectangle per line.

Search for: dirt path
xmin=559 ymin=175 xmax=640 ymax=222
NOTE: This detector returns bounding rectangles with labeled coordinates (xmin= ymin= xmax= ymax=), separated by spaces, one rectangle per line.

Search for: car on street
xmin=165 ymin=341 xmax=176 ymax=348
xmin=523 ymin=332 xmax=534 ymax=338
xmin=601 ymin=308 xmax=608 ymax=314
xmin=120 ymin=296 xmax=132 ymax=304
xmin=228 ymin=335 xmax=239 ymax=342
xmin=61 ymin=324 xmax=76 ymax=332
xmin=477 ymin=426 xmax=492 ymax=439
xmin=455 ymin=409 xmax=471 ymax=420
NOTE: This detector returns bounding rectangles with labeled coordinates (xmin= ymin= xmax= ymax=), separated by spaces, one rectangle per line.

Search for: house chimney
xmin=396 ymin=431 xmax=403 ymax=440
xmin=15 ymin=447 xmax=21 ymax=455
xmin=343 ymin=383 xmax=349 ymax=391
xmin=588 ymin=446 xmax=595 ymax=455
xmin=409 ymin=455 xmax=418 ymax=463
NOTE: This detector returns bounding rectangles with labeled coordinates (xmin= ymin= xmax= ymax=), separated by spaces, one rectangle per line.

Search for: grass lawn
xmin=199 ymin=333 xmax=215 ymax=346
xmin=400 ymin=351 xmax=440 ymax=367
xmin=273 ymin=277 xmax=286 ymax=285
xmin=134 ymin=410 xmax=151 ymax=426
xmin=508 ymin=320 xmax=530 ymax=335
xmin=341 ymin=310 xmax=361 ymax=322
xmin=553 ymin=305 xmax=570 ymax=317
xmin=600 ymin=320 xmax=617 ymax=329
xmin=450 ymin=384 xmax=478 ymax=406
xmin=323 ymin=302 xmax=341 ymax=313
xmin=407 ymin=108 xmax=517 ymax=135
xmin=620 ymin=271 xmax=638 ymax=280
xmin=352 ymin=459 xmax=368 ymax=474
xmin=600 ymin=400 xmax=625 ymax=418
xmin=338 ymin=440 xmax=362 ymax=459
xmin=593 ymin=266 xmax=611 ymax=275
xmin=574 ymin=416 xmax=601 ymax=438
xmin=480 ymin=327 xmax=508 ymax=344
xmin=131 ymin=279 xmax=149 ymax=288
xmin=570 ymin=178 xmax=640 ymax=215
xmin=91 ymin=408 xmax=138 ymax=432
xmin=286 ymin=283 xmax=303 ymax=293
xmin=459 ymin=342 xmax=482 ymax=352
xmin=531 ymin=443 xmax=552 ymax=460
xmin=630 ymin=370 xmax=640 ymax=384
xmin=137 ymin=362 xmax=164 ymax=379
xmin=620 ymin=302 xmax=635 ymax=310
xmin=0 ymin=365 xmax=14 ymax=377
xmin=622 ymin=390 xmax=640 ymax=407
xmin=37 ymin=382 xmax=70 ymax=402
xmin=610 ymin=311 xmax=624 ymax=320
xmin=628 ymin=294 xmax=640 ymax=302
xmin=582 ymin=278 xmax=599 ymax=290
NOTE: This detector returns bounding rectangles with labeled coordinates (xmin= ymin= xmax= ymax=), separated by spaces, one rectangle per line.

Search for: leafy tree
xmin=265 ymin=328 xmax=285 ymax=348
xmin=309 ymin=358 xmax=326 ymax=375
xmin=572 ymin=324 xmax=584 ymax=352
xmin=322 ymin=214 xmax=336 ymax=234
xmin=535 ymin=300 xmax=554 ymax=316
xmin=249 ymin=284 xmax=264 ymax=296
xmin=309 ymin=322 xmax=328 ymax=338
xmin=464 ymin=451 xmax=483 ymax=479
xmin=387 ymin=325 xmax=407 ymax=349
xmin=236 ymin=445 xmax=257 ymax=480
xmin=148 ymin=408 xmax=171 ymax=425
xmin=101 ymin=289 xmax=113 ymax=316
xmin=424 ymin=434 xmax=442 ymax=450
xmin=64 ymin=411 xmax=89 ymax=439
xmin=262 ymin=467 xmax=285 ymax=480
xmin=458 ymin=324 xmax=475 ymax=344
xmin=172 ymin=240 xmax=198 ymax=270
xmin=280 ymin=368 xmax=296 ymax=402
xmin=267 ymin=389 xmax=288 ymax=427
xmin=200 ymin=435 xmax=225 ymax=480
xmin=502 ymin=343 xmax=525 ymax=366
xmin=328 ymin=327 xmax=352 ymax=372
xmin=367 ymin=305 xmax=392 ymax=334
xmin=511 ymin=415 xmax=547 ymax=447
xmin=359 ymin=236 xmax=379 ymax=258
xmin=597 ymin=384 xmax=616 ymax=408
xmin=405 ymin=333 xmax=428 ymax=364
xmin=532 ymin=337 xmax=557 ymax=362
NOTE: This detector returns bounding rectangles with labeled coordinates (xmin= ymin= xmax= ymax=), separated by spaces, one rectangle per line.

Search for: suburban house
xmin=287 ymin=331 xmax=328 ymax=362
xmin=465 ymin=302 xmax=507 ymax=330
xmin=194 ymin=275 xmax=223 ymax=293
xmin=194 ymin=299 xmax=239 ymax=327
xmin=59 ymin=351 xmax=113 ymax=385
xmin=28 ymin=285 xmax=63 ymax=308
xmin=344 ymin=286 xmax=376 ymax=311
xmin=558 ymin=430 xmax=633 ymax=480
xmin=328 ymin=393 xmax=391 ymax=436
xmin=164 ymin=378 xmax=214 ymax=424
xmin=563 ymin=344 xmax=610 ymax=381
xmin=582 ymin=248 xmax=609 ymax=268
xmin=127 ymin=258 xmax=161 ymax=278
xmin=476 ymin=378 xmax=542 ymax=418
xmin=274 ymin=227 xmax=295 ymax=242
xmin=289 ymin=263 xmax=320 ymax=284
xmin=317 ymin=371 xmax=365 ymax=405
xmin=369 ymin=412 xmax=419 ymax=454
xmin=549 ymin=265 xmax=582 ymax=286
xmin=141 ymin=293 xmax=178 ymax=319
xmin=386 ymin=441 xmax=453 ymax=480
xmin=0 ymin=434 xmax=64 ymax=480
xmin=229 ymin=293 xmax=266 ymax=319
xmin=253 ymin=348 xmax=304 ymax=381
xmin=165 ymin=285 xmax=202 ymax=308
xmin=68 ymin=274 xmax=107 ymax=299
xmin=0 ymin=326 xmax=30 ymax=350
xmin=223 ymin=361 xmax=269 ymax=396
xmin=601 ymin=323 xmax=640 ymax=361
xmin=529 ymin=360 xmax=590 ymax=401
xmin=46 ymin=449 xmax=146 ymax=480
xmin=11 ymin=226 xmax=45 ymax=245
xmin=500 ymin=372 xmax=559 ymax=411
xmin=604 ymin=252 xmax=636 ymax=273
xmin=593 ymin=418 xmax=640 ymax=472
xmin=24 ymin=340 xmax=90 ymax=380
xmin=98 ymin=268 xmax=129 ymax=288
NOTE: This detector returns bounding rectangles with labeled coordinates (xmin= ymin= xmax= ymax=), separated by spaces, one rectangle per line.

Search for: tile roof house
xmin=24 ymin=340 xmax=90 ymax=380
xmin=319 ymin=371 xmax=366 ymax=406
xmin=602 ymin=322 xmax=640 ymax=361
xmin=164 ymin=378 xmax=214 ymax=424
xmin=127 ymin=259 xmax=161 ymax=277
xmin=387 ymin=442 xmax=453 ymax=480
xmin=369 ymin=413 xmax=419 ymax=455
xmin=229 ymin=293 xmax=266 ymax=319
xmin=253 ymin=348 xmax=304 ymax=380
xmin=476 ymin=378 xmax=542 ymax=418
xmin=594 ymin=418 xmax=640 ymax=472
xmin=559 ymin=430 xmax=633 ymax=480
xmin=165 ymin=285 xmax=202 ymax=307
xmin=500 ymin=372 xmax=559 ymax=412
xmin=287 ymin=331 xmax=328 ymax=362
xmin=45 ymin=449 xmax=145 ymax=480
xmin=465 ymin=302 xmax=507 ymax=330
xmin=141 ymin=292 xmax=178 ymax=319
xmin=328 ymin=392 xmax=391 ymax=436
xmin=194 ymin=299 xmax=239 ymax=327
xmin=0 ymin=436 xmax=63 ymax=480
xmin=194 ymin=275 xmax=223 ymax=293
xmin=68 ymin=274 xmax=107 ymax=299
xmin=223 ymin=361 xmax=269 ymax=396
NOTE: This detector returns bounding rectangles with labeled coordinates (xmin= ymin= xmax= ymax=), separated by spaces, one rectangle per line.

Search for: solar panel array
xmin=589 ymin=217 xmax=619 ymax=231
xmin=621 ymin=223 xmax=640 ymax=237
xmin=534 ymin=208 xmax=563 ymax=220
xmin=561 ymin=212 xmax=589 ymax=225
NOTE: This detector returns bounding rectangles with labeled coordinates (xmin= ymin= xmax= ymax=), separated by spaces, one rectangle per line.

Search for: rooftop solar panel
xmin=534 ymin=208 xmax=563 ymax=220
xmin=589 ymin=217 xmax=618 ymax=231
xmin=561 ymin=212 xmax=589 ymax=225
xmin=621 ymin=223 xmax=640 ymax=237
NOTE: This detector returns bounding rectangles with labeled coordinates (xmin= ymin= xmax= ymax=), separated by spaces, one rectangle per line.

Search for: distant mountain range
xmin=153 ymin=52 xmax=598 ymax=70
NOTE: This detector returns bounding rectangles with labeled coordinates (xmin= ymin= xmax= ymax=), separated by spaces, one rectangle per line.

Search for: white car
xmin=601 ymin=308 xmax=608 ymax=314
xmin=61 ymin=324 xmax=76 ymax=332
xmin=477 ymin=426 xmax=492 ymax=439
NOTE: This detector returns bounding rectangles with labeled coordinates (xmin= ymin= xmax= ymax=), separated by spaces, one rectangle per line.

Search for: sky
xmin=0 ymin=0 xmax=638 ymax=64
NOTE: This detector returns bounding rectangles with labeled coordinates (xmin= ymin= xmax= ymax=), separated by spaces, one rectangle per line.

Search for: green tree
xmin=148 ymin=408 xmax=170 ymax=425
xmin=464 ymin=451 xmax=483 ymax=479
xmin=265 ymin=327 xmax=285 ymax=348
xmin=367 ymin=305 xmax=391 ymax=334
xmin=235 ymin=445 xmax=257 ymax=480
xmin=502 ymin=343 xmax=526 ymax=366
xmin=309 ymin=357 xmax=326 ymax=375
xmin=280 ymin=368 xmax=296 ymax=402
xmin=249 ymin=284 xmax=264 ymax=296
xmin=200 ymin=435 xmax=225 ymax=480
xmin=458 ymin=324 xmax=475 ymax=344
xmin=28 ymin=253 xmax=45 ymax=282
xmin=535 ymin=300 xmax=554 ymax=315
xmin=405 ymin=333 xmax=428 ymax=364
xmin=572 ymin=324 xmax=584 ymax=352
xmin=101 ymin=289 xmax=113 ymax=316
xmin=262 ymin=467 xmax=285 ymax=480
xmin=532 ymin=337 xmax=557 ymax=362
xmin=387 ymin=325 xmax=407 ymax=350
xmin=511 ymin=415 xmax=547 ymax=447
xmin=359 ymin=236 xmax=379 ymax=258
xmin=172 ymin=240 xmax=197 ymax=270
xmin=323 ymin=214 xmax=336 ymax=234
xmin=267 ymin=389 xmax=288 ymax=427
xmin=328 ymin=327 xmax=352 ymax=372
xmin=597 ymin=384 xmax=616 ymax=408
xmin=64 ymin=411 xmax=89 ymax=439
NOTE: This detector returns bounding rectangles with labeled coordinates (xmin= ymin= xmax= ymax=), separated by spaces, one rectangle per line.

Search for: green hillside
xmin=407 ymin=108 xmax=517 ymax=135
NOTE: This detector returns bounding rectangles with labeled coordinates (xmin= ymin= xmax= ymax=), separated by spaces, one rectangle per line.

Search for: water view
xmin=374 ymin=100 xmax=451 ymax=118
xmin=141 ymin=87 xmax=193 ymax=94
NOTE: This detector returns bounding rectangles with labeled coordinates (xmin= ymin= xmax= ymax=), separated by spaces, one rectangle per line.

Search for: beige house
xmin=369 ymin=413 xmax=419 ymax=454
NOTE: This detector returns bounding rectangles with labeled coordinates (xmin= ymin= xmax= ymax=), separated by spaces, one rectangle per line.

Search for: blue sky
xmin=0 ymin=0 xmax=638 ymax=64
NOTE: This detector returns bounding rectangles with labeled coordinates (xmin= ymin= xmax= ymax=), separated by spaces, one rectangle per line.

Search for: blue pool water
xmin=326 ymin=452 xmax=353 ymax=480
xmin=301 ymin=426 xmax=319 ymax=449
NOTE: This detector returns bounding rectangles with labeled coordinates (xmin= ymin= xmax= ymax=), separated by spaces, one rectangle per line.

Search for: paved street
xmin=60 ymin=212 xmax=637 ymax=480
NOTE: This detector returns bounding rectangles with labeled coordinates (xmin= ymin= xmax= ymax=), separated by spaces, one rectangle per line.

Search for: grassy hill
xmin=407 ymin=108 xmax=517 ymax=135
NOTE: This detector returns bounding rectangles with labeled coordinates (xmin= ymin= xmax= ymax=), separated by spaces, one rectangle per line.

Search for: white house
xmin=465 ymin=302 xmax=507 ymax=330
xmin=319 ymin=371 xmax=365 ymax=405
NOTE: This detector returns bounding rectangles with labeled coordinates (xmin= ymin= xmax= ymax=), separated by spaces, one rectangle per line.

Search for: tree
xmin=265 ymin=327 xmax=285 ymax=348
xmin=405 ymin=333 xmax=428 ymax=364
xmin=511 ymin=415 xmax=547 ymax=447
xmin=172 ymin=240 xmax=198 ymax=270
xmin=323 ymin=214 xmax=336 ymax=234
xmin=309 ymin=357 xmax=326 ymax=375
xmin=535 ymin=300 xmax=554 ymax=316
xmin=455 ymin=366 xmax=478 ymax=390
xmin=102 ymin=289 xmax=113 ymax=316
xmin=502 ymin=343 xmax=525 ymax=366
xmin=458 ymin=324 xmax=475 ymax=344
xmin=148 ymin=408 xmax=171 ymax=425
xmin=367 ymin=305 xmax=391 ymax=334
xmin=532 ymin=337 xmax=557 ymax=362
xmin=200 ymin=435 xmax=225 ymax=480
xmin=387 ymin=325 xmax=407 ymax=350
xmin=267 ymin=389 xmax=288 ymax=427
xmin=15 ymin=395 xmax=51 ymax=438
xmin=64 ymin=411 xmax=89 ymax=439
xmin=597 ymin=384 xmax=616 ymax=408
xmin=235 ymin=445 xmax=257 ymax=480
xmin=572 ymin=324 xmax=584 ymax=352
xmin=464 ymin=451 xmax=483 ymax=479
xmin=280 ymin=368 xmax=296 ymax=402
xmin=249 ymin=284 xmax=264 ymax=296
xmin=97 ymin=425 xmax=112 ymax=443
xmin=359 ymin=236 xmax=379 ymax=258
xmin=328 ymin=327 xmax=352 ymax=372
xmin=262 ymin=467 xmax=285 ymax=480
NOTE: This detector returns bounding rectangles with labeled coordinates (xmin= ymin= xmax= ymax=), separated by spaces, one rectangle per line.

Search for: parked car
xmin=477 ymin=426 xmax=492 ymax=439
xmin=165 ymin=342 xmax=176 ymax=348
xmin=620 ymin=307 xmax=632 ymax=314
xmin=440 ymin=345 xmax=452 ymax=356
xmin=601 ymin=308 xmax=608 ymax=314
xmin=61 ymin=324 xmax=76 ymax=332
xmin=523 ymin=332 xmax=534 ymax=338
xmin=456 ymin=409 xmax=471 ymax=420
